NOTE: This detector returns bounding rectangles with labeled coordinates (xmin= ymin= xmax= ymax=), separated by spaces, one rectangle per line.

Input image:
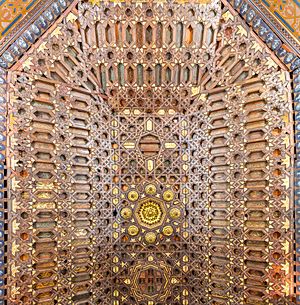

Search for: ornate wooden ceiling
xmin=0 ymin=0 xmax=299 ymax=305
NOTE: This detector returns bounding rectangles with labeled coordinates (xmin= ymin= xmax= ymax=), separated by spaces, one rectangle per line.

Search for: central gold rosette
xmin=138 ymin=200 xmax=162 ymax=225
xmin=134 ymin=197 xmax=166 ymax=229
xmin=125 ymin=186 xmax=179 ymax=242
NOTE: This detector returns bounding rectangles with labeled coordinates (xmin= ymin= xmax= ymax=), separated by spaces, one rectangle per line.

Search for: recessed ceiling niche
xmin=5 ymin=0 xmax=295 ymax=305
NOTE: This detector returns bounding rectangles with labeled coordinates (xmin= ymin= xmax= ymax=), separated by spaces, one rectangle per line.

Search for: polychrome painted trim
xmin=226 ymin=0 xmax=300 ymax=67
xmin=0 ymin=0 xmax=67 ymax=51
xmin=0 ymin=67 xmax=5 ymax=305
xmin=0 ymin=63 xmax=6 ymax=305
xmin=0 ymin=0 xmax=39 ymax=39
xmin=294 ymin=64 xmax=300 ymax=304
xmin=0 ymin=0 xmax=75 ymax=68
xmin=259 ymin=0 xmax=300 ymax=50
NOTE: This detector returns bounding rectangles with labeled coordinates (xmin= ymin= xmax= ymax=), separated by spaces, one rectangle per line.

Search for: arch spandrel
xmin=0 ymin=0 xmax=298 ymax=304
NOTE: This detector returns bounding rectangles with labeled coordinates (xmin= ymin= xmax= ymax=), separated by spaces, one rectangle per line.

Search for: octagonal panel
xmin=135 ymin=197 xmax=166 ymax=229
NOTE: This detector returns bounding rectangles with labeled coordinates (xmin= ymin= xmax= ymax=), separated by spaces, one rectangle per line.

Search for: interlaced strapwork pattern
xmin=5 ymin=1 xmax=295 ymax=304
xmin=110 ymin=110 xmax=189 ymax=304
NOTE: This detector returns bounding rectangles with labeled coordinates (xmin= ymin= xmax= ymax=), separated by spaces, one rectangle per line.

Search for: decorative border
xmin=0 ymin=0 xmax=40 ymax=41
xmin=0 ymin=0 xmax=299 ymax=303
xmin=0 ymin=68 xmax=5 ymax=305
xmin=294 ymin=64 xmax=300 ymax=303
xmin=0 ymin=0 xmax=67 ymax=52
xmin=225 ymin=0 xmax=300 ymax=68
xmin=251 ymin=0 xmax=300 ymax=56
xmin=0 ymin=0 xmax=75 ymax=69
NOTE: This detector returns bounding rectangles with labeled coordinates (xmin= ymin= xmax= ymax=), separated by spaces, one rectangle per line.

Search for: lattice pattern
xmin=110 ymin=111 xmax=189 ymax=304
xmin=4 ymin=1 xmax=296 ymax=304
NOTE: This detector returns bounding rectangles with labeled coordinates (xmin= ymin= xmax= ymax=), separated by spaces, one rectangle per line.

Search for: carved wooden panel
xmin=4 ymin=1 xmax=296 ymax=304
